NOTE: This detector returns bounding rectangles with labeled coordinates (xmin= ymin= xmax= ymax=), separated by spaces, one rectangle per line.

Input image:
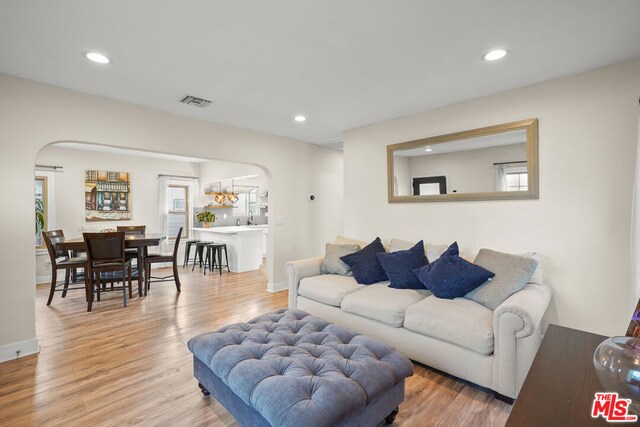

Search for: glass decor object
xmin=227 ymin=179 xmax=239 ymax=204
xmin=227 ymin=192 xmax=239 ymax=204
xmin=593 ymin=336 xmax=640 ymax=415
xmin=214 ymin=193 xmax=226 ymax=204
xmin=214 ymin=181 xmax=225 ymax=204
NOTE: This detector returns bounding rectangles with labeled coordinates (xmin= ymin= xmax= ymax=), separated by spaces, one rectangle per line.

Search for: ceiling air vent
xmin=180 ymin=95 xmax=212 ymax=108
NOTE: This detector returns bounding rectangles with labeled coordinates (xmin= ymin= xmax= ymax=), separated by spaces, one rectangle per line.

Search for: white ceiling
xmin=395 ymin=129 xmax=526 ymax=157
xmin=2 ymin=1 xmax=640 ymax=146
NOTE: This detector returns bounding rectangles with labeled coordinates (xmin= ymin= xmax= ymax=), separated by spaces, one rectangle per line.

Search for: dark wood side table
xmin=507 ymin=324 xmax=612 ymax=426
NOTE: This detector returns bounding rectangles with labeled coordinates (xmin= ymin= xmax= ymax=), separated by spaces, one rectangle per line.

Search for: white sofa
xmin=285 ymin=238 xmax=552 ymax=400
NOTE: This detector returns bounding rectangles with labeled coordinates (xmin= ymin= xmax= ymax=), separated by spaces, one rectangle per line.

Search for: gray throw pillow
xmin=320 ymin=243 xmax=360 ymax=275
xmin=465 ymin=249 xmax=539 ymax=310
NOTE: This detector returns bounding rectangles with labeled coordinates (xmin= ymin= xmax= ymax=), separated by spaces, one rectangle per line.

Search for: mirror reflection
xmin=388 ymin=119 xmax=538 ymax=202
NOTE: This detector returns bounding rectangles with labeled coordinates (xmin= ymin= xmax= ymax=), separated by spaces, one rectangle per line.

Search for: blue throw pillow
xmin=412 ymin=242 xmax=494 ymax=299
xmin=340 ymin=237 xmax=388 ymax=284
xmin=377 ymin=240 xmax=427 ymax=289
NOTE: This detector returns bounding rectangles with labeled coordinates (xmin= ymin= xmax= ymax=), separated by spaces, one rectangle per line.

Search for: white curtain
xmin=495 ymin=164 xmax=508 ymax=192
xmin=632 ymin=113 xmax=640 ymax=304
xmin=157 ymin=175 xmax=170 ymax=253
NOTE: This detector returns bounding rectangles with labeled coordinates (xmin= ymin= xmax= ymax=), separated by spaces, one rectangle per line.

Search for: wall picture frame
xmin=85 ymin=170 xmax=131 ymax=221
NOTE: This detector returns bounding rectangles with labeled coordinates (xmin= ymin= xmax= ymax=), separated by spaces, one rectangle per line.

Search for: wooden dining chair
xmin=84 ymin=231 xmax=133 ymax=311
xmin=117 ymin=225 xmax=147 ymax=259
xmin=43 ymin=230 xmax=89 ymax=307
xmin=117 ymin=225 xmax=146 ymax=235
xmin=144 ymin=227 xmax=182 ymax=294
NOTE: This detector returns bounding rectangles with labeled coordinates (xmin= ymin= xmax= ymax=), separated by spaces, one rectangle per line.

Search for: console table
xmin=507 ymin=324 xmax=611 ymax=426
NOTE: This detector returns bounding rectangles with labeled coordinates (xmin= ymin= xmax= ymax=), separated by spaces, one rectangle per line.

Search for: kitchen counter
xmin=191 ymin=225 xmax=268 ymax=273
xmin=191 ymin=225 xmax=267 ymax=235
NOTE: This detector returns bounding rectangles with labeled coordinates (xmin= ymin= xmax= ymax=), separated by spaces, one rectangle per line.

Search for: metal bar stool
xmin=206 ymin=243 xmax=230 ymax=275
xmin=202 ymin=243 xmax=217 ymax=275
xmin=191 ymin=241 xmax=209 ymax=271
xmin=183 ymin=239 xmax=201 ymax=267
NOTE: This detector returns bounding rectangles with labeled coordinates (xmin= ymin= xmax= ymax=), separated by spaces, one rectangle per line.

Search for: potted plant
xmin=196 ymin=210 xmax=216 ymax=228
xmin=35 ymin=196 xmax=45 ymax=235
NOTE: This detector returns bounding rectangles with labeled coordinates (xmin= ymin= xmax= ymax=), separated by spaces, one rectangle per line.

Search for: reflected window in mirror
xmin=496 ymin=162 xmax=528 ymax=192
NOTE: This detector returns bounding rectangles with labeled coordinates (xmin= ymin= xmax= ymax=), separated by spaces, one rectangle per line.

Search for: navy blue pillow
xmin=340 ymin=237 xmax=388 ymax=284
xmin=377 ymin=241 xmax=427 ymax=289
xmin=412 ymin=242 xmax=494 ymax=299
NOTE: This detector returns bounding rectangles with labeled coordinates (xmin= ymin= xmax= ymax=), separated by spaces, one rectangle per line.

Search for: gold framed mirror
xmin=387 ymin=118 xmax=539 ymax=202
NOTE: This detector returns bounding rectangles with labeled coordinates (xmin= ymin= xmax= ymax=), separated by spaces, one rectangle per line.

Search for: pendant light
xmin=227 ymin=179 xmax=239 ymax=204
xmin=214 ymin=181 xmax=225 ymax=204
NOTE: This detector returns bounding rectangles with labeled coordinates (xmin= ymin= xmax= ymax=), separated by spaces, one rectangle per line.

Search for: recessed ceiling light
xmin=294 ymin=115 xmax=307 ymax=122
xmin=84 ymin=52 xmax=111 ymax=64
xmin=482 ymin=49 xmax=508 ymax=61
xmin=424 ymin=147 xmax=433 ymax=152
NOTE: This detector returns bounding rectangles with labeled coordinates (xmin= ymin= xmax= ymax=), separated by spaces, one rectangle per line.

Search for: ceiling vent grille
xmin=180 ymin=95 xmax=212 ymax=108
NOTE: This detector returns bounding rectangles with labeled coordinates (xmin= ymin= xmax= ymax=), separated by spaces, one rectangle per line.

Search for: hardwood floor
xmin=0 ymin=266 xmax=511 ymax=426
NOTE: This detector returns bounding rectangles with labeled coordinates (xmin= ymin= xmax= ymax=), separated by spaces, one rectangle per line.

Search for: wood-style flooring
xmin=0 ymin=265 xmax=511 ymax=426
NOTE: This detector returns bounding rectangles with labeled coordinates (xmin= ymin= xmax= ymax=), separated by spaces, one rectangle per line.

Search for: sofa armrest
xmin=492 ymin=283 xmax=552 ymax=398
xmin=494 ymin=283 xmax=551 ymax=339
xmin=285 ymin=257 xmax=324 ymax=309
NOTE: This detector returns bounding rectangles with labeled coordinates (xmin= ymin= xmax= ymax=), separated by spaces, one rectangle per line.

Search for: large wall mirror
xmin=387 ymin=118 xmax=539 ymax=202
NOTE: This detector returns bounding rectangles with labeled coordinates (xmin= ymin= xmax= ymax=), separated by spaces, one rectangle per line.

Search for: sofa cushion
xmin=341 ymin=283 xmax=430 ymax=327
xmin=466 ymin=249 xmax=539 ymax=310
xmin=388 ymin=238 xmax=415 ymax=253
xmin=377 ymin=240 xmax=427 ymax=290
xmin=520 ymin=252 xmax=543 ymax=284
xmin=299 ymin=274 xmax=364 ymax=307
xmin=426 ymin=243 xmax=449 ymax=263
xmin=388 ymin=238 xmax=449 ymax=264
xmin=320 ymin=243 xmax=360 ymax=275
xmin=340 ymin=237 xmax=388 ymax=285
xmin=413 ymin=245 xmax=494 ymax=299
xmin=404 ymin=296 xmax=495 ymax=355
xmin=335 ymin=235 xmax=369 ymax=249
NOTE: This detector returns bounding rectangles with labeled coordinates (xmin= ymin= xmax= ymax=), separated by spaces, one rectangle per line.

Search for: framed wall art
xmin=85 ymin=170 xmax=131 ymax=221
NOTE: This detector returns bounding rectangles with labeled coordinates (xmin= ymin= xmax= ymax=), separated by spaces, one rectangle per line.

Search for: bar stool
xmin=191 ymin=241 xmax=209 ymax=271
xmin=204 ymin=243 xmax=230 ymax=275
xmin=202 ymin=243 xmax=217 ymax=275
xmin=183 ymin=239 xmax=201 ymax=267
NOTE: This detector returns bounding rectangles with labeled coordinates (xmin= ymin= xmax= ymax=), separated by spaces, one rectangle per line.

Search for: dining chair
xmin=117 ymin=225 xmax=146 ymax=235
xmin=117 ymin=225 xmax=146 ymax=259
xmin=43 ymin=230 xmax=89 ymax=307
xmin=144 ymin=227 xmax=182 ymax=294
xmin=84 ymin=231 xmax=133 ymax=311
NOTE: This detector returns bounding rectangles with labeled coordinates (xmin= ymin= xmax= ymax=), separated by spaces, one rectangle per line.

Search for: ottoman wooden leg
xmin=385 ymin=407 xmax=399 ymax=424
xmin=198 ymin=382 xmax=210 ymax=396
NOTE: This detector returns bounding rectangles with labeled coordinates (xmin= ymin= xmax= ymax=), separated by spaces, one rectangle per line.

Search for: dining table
xmin=60 ymin=233 xmax=167 ymax=297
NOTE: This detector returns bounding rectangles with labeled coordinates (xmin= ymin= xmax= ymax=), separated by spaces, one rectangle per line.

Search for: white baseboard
xmin=36 ymin=275 xmax=52 ymax=285
xmin=0 ymin=337 xmax=39 ymax=364
xmin=266 ymin=281 xmax=287 ymax=293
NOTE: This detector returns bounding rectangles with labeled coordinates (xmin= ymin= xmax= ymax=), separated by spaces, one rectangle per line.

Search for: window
xmin=167 ymin=185 xmax=188 ymax=239
xmin=35 ymin=176 xmax=48 ymax=248
xmin=496 ymin=162 xmax=528 ymax=192
xmin=505 ymin=171 xmax=528 ymax=191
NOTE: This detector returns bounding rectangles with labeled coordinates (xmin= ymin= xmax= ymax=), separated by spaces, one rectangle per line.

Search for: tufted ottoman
xmin=188 ymin=309 xmax=414 ymax=427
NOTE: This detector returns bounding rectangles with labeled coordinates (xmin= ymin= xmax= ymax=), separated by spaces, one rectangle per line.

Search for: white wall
xmin=344 ymin=58 xmax=640 ymax=336
xmin=0 ymin=74 xmax=343 ymax=361
xmin=34 ymin=145 xmax=201 ymax=281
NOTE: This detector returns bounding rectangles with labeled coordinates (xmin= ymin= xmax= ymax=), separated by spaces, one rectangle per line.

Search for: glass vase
xmin=593 ymin=336 xmax=640 ymax=415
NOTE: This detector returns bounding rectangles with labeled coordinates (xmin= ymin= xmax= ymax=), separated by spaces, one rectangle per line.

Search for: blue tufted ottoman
xmin=188 ymin=309 xmax=413 ymax=427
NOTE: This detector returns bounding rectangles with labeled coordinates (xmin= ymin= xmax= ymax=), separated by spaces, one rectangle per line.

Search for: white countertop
xmin=192 ymin=225 xmax=268 ymax=235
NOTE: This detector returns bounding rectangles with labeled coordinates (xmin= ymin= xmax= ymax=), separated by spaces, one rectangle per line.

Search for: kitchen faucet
xmin=247 ymin=210 xmax=254 ymax=225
